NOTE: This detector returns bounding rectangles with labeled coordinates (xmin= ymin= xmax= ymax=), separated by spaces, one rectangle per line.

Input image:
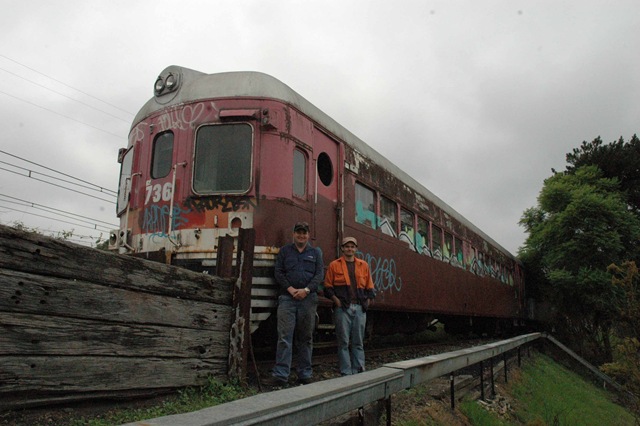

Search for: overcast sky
xmin=1 ymin=0 xmax=638 ymax=253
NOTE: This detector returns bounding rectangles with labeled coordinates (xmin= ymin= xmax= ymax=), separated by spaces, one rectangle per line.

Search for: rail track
xmin=252 ymin=335 xmax=504 ymax=387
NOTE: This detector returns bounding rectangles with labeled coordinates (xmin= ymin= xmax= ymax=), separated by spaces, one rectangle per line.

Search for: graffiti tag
xmin=142 ymin=204 xmax=190 ymax=236
xmin=184 ymin=195 xmax=257 ymax=213
xmin=157 ymin=102 xmax=208 ymax=131
xmin=357 ymin=251 xmax=403 ymax=294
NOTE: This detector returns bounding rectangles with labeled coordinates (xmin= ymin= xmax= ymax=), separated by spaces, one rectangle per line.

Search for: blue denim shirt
xmin=274 ymin=243 xmax=324 ymax=295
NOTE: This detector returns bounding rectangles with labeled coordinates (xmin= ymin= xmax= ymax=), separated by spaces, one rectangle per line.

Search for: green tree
xmin=565 ymin=134 xmax=640 ymax=213
xmin=608 ymin=261 xmax=640 ymax=339
xmin=602 ymin=262 xmax=640 ymax=405
xmin=519 ymin=166 xmax=640 ymax=363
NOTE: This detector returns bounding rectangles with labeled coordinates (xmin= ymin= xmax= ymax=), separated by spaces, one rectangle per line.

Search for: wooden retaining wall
xmin=0 ymin=224 xmax=234 ymax=410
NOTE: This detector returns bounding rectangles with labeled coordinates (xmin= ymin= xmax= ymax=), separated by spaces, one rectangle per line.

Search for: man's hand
xmin=332 ymin=296 xmax=342 ymax=308
xmin=288 ymin=287 xmax=307 ymax=300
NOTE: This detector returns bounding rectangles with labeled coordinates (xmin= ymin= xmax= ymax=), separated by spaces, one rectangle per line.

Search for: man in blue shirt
xmin=265 ymin=221 xmax=324 ymax=387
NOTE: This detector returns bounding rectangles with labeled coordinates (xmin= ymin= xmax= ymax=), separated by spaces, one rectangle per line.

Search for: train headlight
xmin=108 ymin=230 xmax=119 ymax=251
xmin=154 ymin=77 xmax=165 ymax=95
xmin=154 ymin=73 xmax=179 ymax=97
xmin=165 ymin=73 xmax=177 ymax=90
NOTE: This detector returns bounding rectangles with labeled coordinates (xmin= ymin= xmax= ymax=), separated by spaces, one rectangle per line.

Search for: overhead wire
xmin=0 ymin=55 xmax=125 ymax=236
xmin=0 ymin=53 xmax=135 ymax=117
xmin=0 ymin=193 xmax=117 ymax=227
xmin=0 ymin=89 xmax=124 ymax=139
xmin=0 ymin=202 xmax=112 ymax=247
xmin=0 ymin=65 xmax=131 ymax=123
xmin=0 ymin=165 xmax=116 ymax=204
xmin=0 ymin=204 xmax=113 ymax=233
xmin=1 ymin=218 xmax=107 ymax=243
xmin=0 ymin=150 xmax=117 ymax=195
xmin=0 ymin=150 xmax=119 ymax=248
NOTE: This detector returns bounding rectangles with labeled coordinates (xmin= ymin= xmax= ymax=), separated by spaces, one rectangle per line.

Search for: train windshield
xmin=193 ymin=123 xmax=253 ymax=193
xmin=116 ymin=148 xmax=134 ymax=214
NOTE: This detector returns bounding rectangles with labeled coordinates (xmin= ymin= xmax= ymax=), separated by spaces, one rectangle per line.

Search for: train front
xmin=109 ymin=66 xmax=286 ymax=334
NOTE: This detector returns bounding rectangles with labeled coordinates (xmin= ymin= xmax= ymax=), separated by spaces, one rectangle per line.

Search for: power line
xmin=0 ymin=89 xmax=124 ymax=139
xmin=0 ymin=160 xmax=117 ymax=197
xmin=0 ymin=65 xmax=131 ymax=123
xmin=0 ymin=166 xmax=116 ymax=204
xmin=0 ymin=161 xmax=116 ymax=197
xmin=1 ymin=214 xmax=110 ymax=245
xmin=0 ymin=53 xmax=135 ymax=117
xmin=0 ymin=204 xmax=113 ymax=233
xmin=0 ymin=150 xmax=117 ymax=195
xmin=0 ymin=193 xmax=117 ymax=227
xmin=0 ymin=150 xmax=117 ymax=206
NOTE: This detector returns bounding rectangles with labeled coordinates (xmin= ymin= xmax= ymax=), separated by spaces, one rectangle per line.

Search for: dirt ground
xmin=0 ymin=395 xmax=173 ymax=426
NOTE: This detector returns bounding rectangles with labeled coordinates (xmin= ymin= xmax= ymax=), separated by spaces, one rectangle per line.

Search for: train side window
xmin=444 ymin=232 xmax=453 ymax=261
xmin=487 ymin=257 xmax=496 ymax=276
xmin=479 ymin=252 xmax=487 ymax=274
xmin=293 ymin=149 xmax=307 ymax=197
xmin=116 ymin=147 xmax=134 ymax=215
xmin=432 ymin=225 xmax=443 ymax=258
xmin=355 ymin=182 xmax=376 ymax=229
xmin=470 ymin=247 xmax=480 ymax=273
xmin=400 ymin=208 xmax=415 ymax=248
xmin=317 ymin=152 xmax=333 ymax=186
xmin=455 ymin=236 xmax=464 ymax=265
xmin=193 ymin=124 xmax=252 ymax=193
xmin=417 ymin=217 xmax=430 ymax=255
xmin=150 ymin=131 xmax=174 ymax=179
xmin=380 ymin=196 xmax=397 ymax=237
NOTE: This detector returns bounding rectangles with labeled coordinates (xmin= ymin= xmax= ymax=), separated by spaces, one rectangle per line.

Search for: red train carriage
xmin=111 ymin=65 xmax=526 ymax=338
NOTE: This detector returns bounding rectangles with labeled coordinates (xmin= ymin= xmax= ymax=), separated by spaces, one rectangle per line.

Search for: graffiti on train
xmin=356 ymin=201 xmax=516 ymax=285
xmin=156 ymin=102 xmax=210 ymax=132
xmin=357 ymin=251 xmax=403 ymax=294
xmin=141 ymin=204 xmax=190 ymax=239
xmin=128 ymin=101 xmax=219 ymax=144
xmin=184 ymin=195 xmax=257 ymax=213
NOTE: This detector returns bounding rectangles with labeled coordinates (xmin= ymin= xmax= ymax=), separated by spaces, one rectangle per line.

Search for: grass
xmin=66 ymin=377 xmax=254 ymax=426
xmin=459 ymin=353 xmax=637 ymax=425
xmin=460 ymin=401 xmax=511 ymax=426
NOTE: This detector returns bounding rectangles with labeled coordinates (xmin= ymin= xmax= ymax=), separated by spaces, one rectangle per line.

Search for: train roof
xmin=134 ymin=65 xmax=516 ymax=259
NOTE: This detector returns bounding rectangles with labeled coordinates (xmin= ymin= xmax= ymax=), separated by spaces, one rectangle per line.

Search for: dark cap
xmin=341 ymin=236 xmax=358 ymax=246
xmin=293 ymin=221 xmax=310 ymax=232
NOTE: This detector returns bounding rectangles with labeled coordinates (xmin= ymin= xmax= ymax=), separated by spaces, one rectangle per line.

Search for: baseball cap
xmin=293 ymin=221 xmax=310 ymax=232
xmin=341 ymin=236 xmax=358 ymax=246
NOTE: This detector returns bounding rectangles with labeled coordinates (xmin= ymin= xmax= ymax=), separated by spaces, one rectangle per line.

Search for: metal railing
xmin=123 ymin=333 xmax=542 ymax=426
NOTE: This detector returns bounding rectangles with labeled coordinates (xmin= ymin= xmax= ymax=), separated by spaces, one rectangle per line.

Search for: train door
xmin=312 ymin=129 xmax=341 ymax=260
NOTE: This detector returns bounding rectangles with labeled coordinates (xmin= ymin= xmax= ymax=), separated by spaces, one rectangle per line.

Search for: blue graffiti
xmin=355 ymin=200 xmax=377 ymax=229
xmin=357 ymin=251 xmax=403 ymax=294
xmin=415 ymin=232 xmax=433 ymax=257
xmin=142 ymin=204 xmax=190 ymax=238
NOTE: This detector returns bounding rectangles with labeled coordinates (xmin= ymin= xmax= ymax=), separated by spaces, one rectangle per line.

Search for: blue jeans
xmin=334 ymin=303 xmax=366 ymax=375
xmin=272 ymin=293 xmax=318 ymax=380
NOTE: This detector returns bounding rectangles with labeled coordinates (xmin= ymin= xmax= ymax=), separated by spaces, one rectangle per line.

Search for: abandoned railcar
xmin=111 ymin=66 xmax=526 ymax=337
